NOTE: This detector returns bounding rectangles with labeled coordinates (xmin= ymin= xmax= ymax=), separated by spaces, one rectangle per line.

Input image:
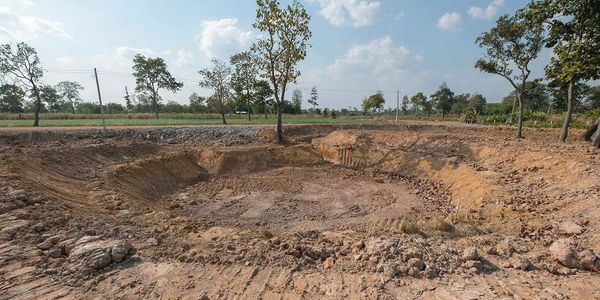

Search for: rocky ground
xmin=0 ymin=122 xmax=599 ymax=299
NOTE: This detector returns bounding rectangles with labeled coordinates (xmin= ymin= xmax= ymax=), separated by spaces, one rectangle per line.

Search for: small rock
xmin=560 ymin=221 xmax=584 ymax=235
xmin=549 ymin=239 xmax=579 ymax=269
xmin=408 ymin=258 xmax=425 ymax=272
xmin=462 ymin=247 xmax=480 ymax=261
xmin=402 ymin=248 xmax=422 ymax=261
xmin=147 ymin=238 xmax=159 ymax=246
xmin=323 ymin=257 xmax=335 ymax=269
xmin=494 ymin=238 xmax=516 ymax=257
xmin=511 ymin=256 xmax=532 ymax=271
xmin=6 ymin=190 xmax=28 ymax=202
xmin=354 ymin=240 xmax=365 ymax=251
xmin=463 ymin=260 xmax=483 ymax=270
xmin=47 ymin=248 xmax=63 ymax=258
xmin=383 ymin=263 xmax=399 ymax=278
xmin=578 ymin=250 xmax=599 ymax=272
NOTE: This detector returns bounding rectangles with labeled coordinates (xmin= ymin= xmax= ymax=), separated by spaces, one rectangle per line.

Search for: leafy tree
xmin=199 ymin=58 xmax=232 ymax=124
xmin=253 ymin=80 xmax=273 ymax=119
xmin=586 ymin=86 xmax=600 ymax=110
xmin=475 ymin=15 xmax=544 ymax=138
xmin=135 ymin=92 xmax=152 ymax=113
xmin=75 ymin=102 xmax=100 ymax=114
xmin=55 ymin=81 xmax=83 ymax=113
xmin=361 ymin=91 xmax=385 ymax=114
xmin=452 ymin=93 xmax=470 ymax=115
xmin=189 ymin=93 xmax=206 ymax=113
xmin=467 ymin=94 xmax=487 ymax=115
xmin=410 ymin=92 xmax=426 ymax=118
xmin=547 ymin=80 xmax=589 ymax=113
xmin=420 ymin=95 xmax=433 ymax=118
xmin=0 ymin=84 xmax=25 ymax=113
xmin=291 ymin=89 xmax=302 ymax=114
xmin=39 ymin=85 xmax=61 ymax=113
xmin=401 ymin=95 xmax=409 ymax=114
xmin=503 ymin=79 xmax=550 ymax=113
xmin=308 ymin=86 xmax=318 ymax=111
xmin=0 ymin=42 xmax=44 ymax=126
xmin=430 ymin=82 xmax=455 ymax=118
xmin=105 ymin=103 xmax=126 ymax=114
xmin=230 ymin=51 xmax=259 ymax=121
xmin=252 ymin=0 xmax=312 ymax=143
xmin=124 ymin=86 xmax=134 ymax=112
xmin=520 ymin=0 xmax=600 ymax=142
xmin=132 ymin=54 xmax=183 ymax=119
xmin=163 ymin=101 xmax=186 ymax=113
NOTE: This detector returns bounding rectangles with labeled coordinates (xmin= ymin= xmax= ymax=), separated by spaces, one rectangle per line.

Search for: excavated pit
xmin=1 ymin=125 xmax=600 ymax=299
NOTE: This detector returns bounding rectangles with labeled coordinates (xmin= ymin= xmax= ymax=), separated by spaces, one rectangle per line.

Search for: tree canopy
xmin=430 ymin=82 xmax=455 ymax=118
xmin=0 ymin=42 xmax=44 ymax=125
xmin=132 ymin=54 xmax=183 ymax=119
xmin=519 ymin=0 xmax=600 ymax=142
xmin=475 ymin=15 xmax=544 ymax=138
xmin=199 ymin=58 xmax=232 ymax=124
xmin=361 ymin=91 xmax=385 ymax=114
xmin=252 ymin=0 xmax=311 ymax=143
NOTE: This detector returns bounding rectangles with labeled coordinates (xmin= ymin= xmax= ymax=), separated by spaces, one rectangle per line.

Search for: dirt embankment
xmin=1 ymin=123 xmax=599 ymax=299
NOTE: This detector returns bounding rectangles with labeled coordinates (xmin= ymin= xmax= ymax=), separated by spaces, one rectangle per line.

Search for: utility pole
xmin=94 ymin=68 xmax=107 ymax=131
xmin=395 ymin=90 xmax=399 ymax=124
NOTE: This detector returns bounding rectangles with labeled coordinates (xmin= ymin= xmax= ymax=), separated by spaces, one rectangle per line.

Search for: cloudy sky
xmin=0 ymin=0 xmax=552 ymax=109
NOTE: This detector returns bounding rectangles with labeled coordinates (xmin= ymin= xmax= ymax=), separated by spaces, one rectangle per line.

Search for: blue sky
xmin=0 ymin=0 xmax=552 ymax=109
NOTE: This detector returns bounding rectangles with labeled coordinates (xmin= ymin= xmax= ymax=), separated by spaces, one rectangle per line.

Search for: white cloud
xmin=468 ymin=0 xmax=505 ymax=20
xmin=392 ymin=12 xmax=405 ymax=22
xmin=114 ymin=46 xmax=159 ymax=63
xmin=311 ymin=0 xmax=381 ymax=27
xmin=194 ymin=18 xmax=253 ymax=59
xmin=175 ymin=49 xmax=193 ymax=66
xmin=0 ymin=6 xmax=72 ymax=41
xmin=437 ymin=12 xmax=462 ymax=30
xmin=327 ymin=36 xmax=412 ymax=80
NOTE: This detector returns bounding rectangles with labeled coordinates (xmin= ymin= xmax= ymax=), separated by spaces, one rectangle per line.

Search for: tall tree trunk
xmin=32 ymin=83 xmax=41 ymax=127
xmin=517 ymin=92 xmax=524 ymax=138
xmin=559 ymin=80 xmax=574 ymax=143
xmin=264 ymin=101 xmax=268 ymax=119
xmin=276 ymin=101 xmax=283 ymax=143
xmin=221 ymin=112 xmax=227 ymax=125
xmin=248 ymin=98 xmax=251 ymax=121
xmin=584 ymin=117 xmax=600 ymax=141
xmin=153 ymin=91 xmax=159 ymax=119
xmin=511 ymin=95 xmax=517 ymax=115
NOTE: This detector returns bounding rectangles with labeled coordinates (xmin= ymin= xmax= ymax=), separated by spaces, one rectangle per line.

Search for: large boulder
xmin=68 ymin=236 xmax=134 ymax=270
xmin=549 ymin=239 xmax=579 ymax=269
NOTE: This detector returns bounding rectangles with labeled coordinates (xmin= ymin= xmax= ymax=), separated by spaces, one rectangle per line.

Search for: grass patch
xmin=0 ymin=117 xmax=382 ymax=127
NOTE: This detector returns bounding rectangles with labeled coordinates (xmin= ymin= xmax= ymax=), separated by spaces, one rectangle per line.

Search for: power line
xmin=42 ymin=68 xmax=397 ymax=94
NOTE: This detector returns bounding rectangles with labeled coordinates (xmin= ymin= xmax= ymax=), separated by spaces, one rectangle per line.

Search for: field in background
xmin=0 ymin=112 xmax=597 ymax=128
xmin=0 ymin=114 xmax=380 ymax=127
